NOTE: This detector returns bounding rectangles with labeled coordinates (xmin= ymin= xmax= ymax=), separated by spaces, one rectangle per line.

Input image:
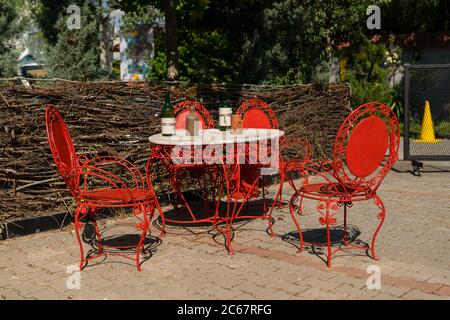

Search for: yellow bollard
xmin=415 ymin=100 xmax=441 ymax=143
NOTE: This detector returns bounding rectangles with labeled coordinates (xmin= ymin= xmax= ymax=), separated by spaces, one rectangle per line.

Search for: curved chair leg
xmin=371 ymin=194 xmax=386 ymax=260
xmin=89 ymin=207 xmax=103 ymax=254
xmin=262 ymin=175 xmax=267 ymax=214
xmin=74 ymin=204 xmax=88 ymax=271
xmin=289 ymin=192 xmax=304 ymax=254
xmin=325 ymin=200 xmax=332 ymax=268
xmin=136 ymin=204 xmax=149 ymax=271
xmin=267 ymin=171 xmax=285 ymax=237
xmin=342 ymin=203 xmax=349 ymax=246
xmin=144 ymin=204 xmax=155 ymax=244
xmin=154 ymin=200 xmax=166 ymax=237
xmin=277 ymin=171 xmax=285 ymax=209
xmin=225 ymin=221 xmax=234 ymax=255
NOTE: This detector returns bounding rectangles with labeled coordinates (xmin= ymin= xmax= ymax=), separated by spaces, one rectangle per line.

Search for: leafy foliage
xmin=46 ymin=0 xmax=102 ymax=80
xmin=380 ymin=0 xmax=450 ymax=33
xmin=32 ymin=0 xmax=80 ymax=44
xmin=18 ymin=0 xmax=450 ymax=88
xmin=0 ymin=0 xmax=21 ymax=77
xmin=345 ymin=36 xmax=402 ymax=107
xmin=120 ymin=4 xmax=163 ymax=33
xmin=113 ymin=0 xmax=449 ymax=86
xmin=149 ymin=29 xmax=239 ymax=82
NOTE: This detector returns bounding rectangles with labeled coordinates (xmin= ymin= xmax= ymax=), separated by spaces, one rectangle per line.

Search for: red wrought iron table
xmin=148 ymin=128 xmax=284 ymax=254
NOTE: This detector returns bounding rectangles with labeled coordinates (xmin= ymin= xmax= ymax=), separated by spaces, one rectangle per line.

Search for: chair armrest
xmin=78 ymin=156 xmax=145 ymax=190
xmin=79 ymin=165 xmax=133 ymax=193
xmin=284 ymin=160 xmax=341 ymax=194
xmin=280 ymin=137 xmax=313 ymax=164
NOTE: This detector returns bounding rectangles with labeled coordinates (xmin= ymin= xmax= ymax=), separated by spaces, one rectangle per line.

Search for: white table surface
xmin=149 ymin=128 xmax=284 ymax=146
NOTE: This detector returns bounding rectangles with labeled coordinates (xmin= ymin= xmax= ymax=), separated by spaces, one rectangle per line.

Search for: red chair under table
xmin=236 ymin=98 xmax=312 ymax=235
xmin=234 ymin=98 xmax=279 ymax=204
xmin=288 ymin=102 xmax=400 ymax=267
xmin=238 ymin=97 xmax=279 ymax=130
xmin=174 ymin=100 xmax=214 ymax=130
xmin=152 ymin=100 xmax=218 ymax=226
xmin=267 ymin=137 xmax=312 ymax=236
xmin=45 ymin=105 xmax=163 ymax=271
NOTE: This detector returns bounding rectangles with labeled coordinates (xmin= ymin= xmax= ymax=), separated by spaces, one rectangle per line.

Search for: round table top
xmin=149 ymin=128 xmax=284 ymax=146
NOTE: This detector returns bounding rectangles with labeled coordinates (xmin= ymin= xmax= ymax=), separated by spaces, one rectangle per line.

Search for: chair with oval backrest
xmin=237 ymin=97 xmax=279 ymax=130
xmin=174 ymin=100 xmax=214 ymax=130
xmin=236 ymin=98 xmax=312 ymax=236
xmin=267 ymin=137 xmax=312 ymax=236
xmin=158 ymin=100 xmax=218 ymax=223
xmin=45 ymin=105 xmax=164 ymax=271
xmin=234 ymin=98 xmax=279 ymax=208
xmin=287 ymin=102 xmax=400 ymax=267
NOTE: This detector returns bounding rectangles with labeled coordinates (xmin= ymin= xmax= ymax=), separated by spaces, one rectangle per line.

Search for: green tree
xmin=115 ymin=0 xmax=449 ymax=84
xmin=114 ymin=0 xmax=187 ymax=81
xmin=46 ymin=0 xmax=102 ymax=80
xmin=115 ymin=0 xmax=219 ymax=81
xmin=381 ymin=0 xmax=450 ymax=33
xmin=0 ymin=0 xmax=21 ymax=77
xmin=33 ymin=0 xmax=75 ymax=45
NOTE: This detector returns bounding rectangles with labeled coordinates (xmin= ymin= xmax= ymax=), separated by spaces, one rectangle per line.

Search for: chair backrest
xmin=280 ymin=137 xmax=313 ymax=164
xmin=237 ymin=98 xmax=279 ymax=129
xmin=333 ymin=102 xmax=400 ymax=191
xmin=45 ymin=105 xmax=80 ymax=196
xmin=174 ymin=101 xmax=214 ymax=129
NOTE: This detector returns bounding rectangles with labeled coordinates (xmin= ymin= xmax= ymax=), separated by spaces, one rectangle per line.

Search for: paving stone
xmin=300 ymin=287 xmax=349 ymax=300
xmin=1 ymin=170 xmax=449 ymax=299
xmin=0 ymin=288 xmax=24 ymax=300
xmin=32 ymin=288 xmax=65 ymax=300
xmin=401 ymin=289 xmax=444 ymax=300
xmin=328 ymin=284 xmax=381 ymax=299
xmin=6 ymin=280 xmax=48 ymax=296
xmin=264 ymin=278 xmax=311 ymax=296
xmin=198 ymin=285 xmax=238 ymax=299
xmin=296 ymin=276 xmax=343 ymax=292
xmin=378 ymin=285 xmax=412 ymax=297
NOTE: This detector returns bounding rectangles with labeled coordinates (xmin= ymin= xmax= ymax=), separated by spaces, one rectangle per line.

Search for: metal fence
xmin=404 ymin=64 xmax=450 ymax=161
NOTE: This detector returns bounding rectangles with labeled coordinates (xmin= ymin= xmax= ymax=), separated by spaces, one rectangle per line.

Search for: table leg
xmin=219 ymin=160 xmax=264 ymax=254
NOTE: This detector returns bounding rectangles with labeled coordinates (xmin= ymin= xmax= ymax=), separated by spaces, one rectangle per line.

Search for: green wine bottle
xmin=161 ymin=90 xmax=175 ymax=136
xmin=218 ymin=96 xmax=231 ymax=131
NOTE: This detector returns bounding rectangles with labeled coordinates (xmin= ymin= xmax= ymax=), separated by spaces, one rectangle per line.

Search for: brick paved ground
xmin=1 ymin=162 xmax=449 ymax=300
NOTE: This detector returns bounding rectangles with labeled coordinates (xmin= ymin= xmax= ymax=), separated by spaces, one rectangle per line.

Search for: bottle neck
xmin=161 ymin=92 xmax=174 ymax=118
xmin=219 ymin=98 xmax=229 ymax=109
xmin=164 ymin=92 xmax=170 ymax=104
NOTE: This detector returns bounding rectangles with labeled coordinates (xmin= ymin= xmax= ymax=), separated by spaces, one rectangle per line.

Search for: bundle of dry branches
xmin=0 ymin=79 xmax=351 ymax=221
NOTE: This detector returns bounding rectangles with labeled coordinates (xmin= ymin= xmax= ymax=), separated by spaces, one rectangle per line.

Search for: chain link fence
xmin=404 ymin=64 xmax=450 ymax=161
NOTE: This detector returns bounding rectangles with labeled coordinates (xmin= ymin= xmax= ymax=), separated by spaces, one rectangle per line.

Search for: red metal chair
xmin=238 ymin=98 xmax=279 ymax=130
xmin=288 ymin=102 xmax=400 ymax=267
xmin=236 ymin=98 xmax=311 ymax=234
xmin=174 ymin=100 xmax=214 ymax=130
xmin=233 ymin=98 xmax=279 ymax=201
xmin=267 ymin=137 xmax=312 ymax=236
xmin=154 ymin=101 xmax=217 ymax=226
xmin=45 ymin=105 xmax=163 ymax=271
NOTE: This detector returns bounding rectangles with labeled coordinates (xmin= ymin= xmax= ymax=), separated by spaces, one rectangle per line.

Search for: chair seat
xmin=299 ymin=182 xmax=372 ymax=201
xmin=80 ymin=188 xmax=156 ymax=204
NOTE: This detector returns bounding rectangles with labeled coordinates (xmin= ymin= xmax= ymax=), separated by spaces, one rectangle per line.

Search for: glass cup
xmin=231 ymin=114 xmax=243 ymax=134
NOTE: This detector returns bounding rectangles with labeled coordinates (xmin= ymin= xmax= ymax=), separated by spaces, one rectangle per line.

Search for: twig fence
xmin=0 ymin=79 xmax=351 ymax=222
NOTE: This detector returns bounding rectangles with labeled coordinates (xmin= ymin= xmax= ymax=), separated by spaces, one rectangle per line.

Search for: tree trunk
xmin=163 ymin=0 xmax=179 ymax=81
xmin=99 ymin=13 xmax=113 ymax=74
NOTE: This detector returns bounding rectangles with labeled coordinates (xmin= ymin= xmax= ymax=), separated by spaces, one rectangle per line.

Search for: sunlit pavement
xmin=1 ymin=165 xmax=449 ymax=300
